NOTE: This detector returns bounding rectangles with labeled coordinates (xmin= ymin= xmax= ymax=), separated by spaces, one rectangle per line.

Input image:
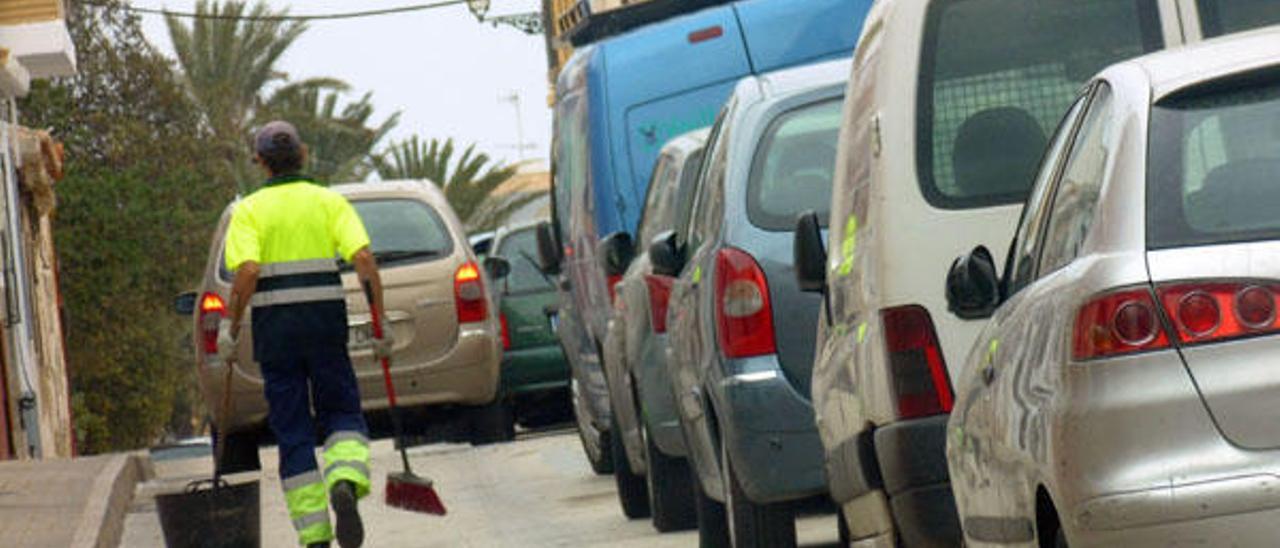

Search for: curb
xmin=70 ymin=452 xmax=155 ymax=548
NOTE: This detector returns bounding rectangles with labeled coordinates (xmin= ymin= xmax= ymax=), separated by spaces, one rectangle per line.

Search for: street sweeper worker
xmin=222 ymin=120 xmax=390 ymax=548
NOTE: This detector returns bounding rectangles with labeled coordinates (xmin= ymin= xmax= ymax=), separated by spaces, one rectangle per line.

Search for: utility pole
xmin=499 ymin=91 xmax=536 ymax=161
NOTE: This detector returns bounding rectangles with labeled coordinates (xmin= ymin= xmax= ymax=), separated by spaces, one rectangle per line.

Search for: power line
xmin=92 ymin=0 xmax=470 ymax=22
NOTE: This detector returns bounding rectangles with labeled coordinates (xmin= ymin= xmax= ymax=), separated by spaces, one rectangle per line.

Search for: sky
xmin=133 ymin=0 xmax=553 ymax=167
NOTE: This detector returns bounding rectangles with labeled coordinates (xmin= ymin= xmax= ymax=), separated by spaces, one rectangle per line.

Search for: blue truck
xmin=536 ymin=0 xmax=870 ymax=478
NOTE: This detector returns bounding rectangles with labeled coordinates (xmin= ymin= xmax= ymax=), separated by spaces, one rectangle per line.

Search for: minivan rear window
xmin=1147 ymin=71 xmax=1280 ymax=249
xmin=917 ymin=0 xmax=1162 ymax=209
xmin=352 ymin=198 xmax=453 ymax=264
xmin=1197 ymin=0 xmax=1280 ymax=38
xmin=747 ymin=98 xmax=843 ymax=231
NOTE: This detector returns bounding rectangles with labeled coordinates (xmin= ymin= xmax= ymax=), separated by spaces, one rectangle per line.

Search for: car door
xmin=950 ymin=88 xmax=1095 ymax=526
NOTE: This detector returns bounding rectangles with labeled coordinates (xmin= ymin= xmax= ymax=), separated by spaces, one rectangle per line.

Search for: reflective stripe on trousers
xmin=323 ymin=430 xmax=372 ymax=498
xmin=282 ymin=470 xmax=333 ymax=545
xmin=251 ymin=258 xmax=344 ymax=307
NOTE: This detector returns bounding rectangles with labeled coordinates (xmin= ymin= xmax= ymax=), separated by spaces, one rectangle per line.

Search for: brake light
xmin=644 ymin=274 xmax=673 ymax=334
xmin=607 ymin=274 xmax=623 ymax=304
xmin=199 ymin=292 xmax=226 ymax=355
xmin=714 ymin=248 xmax=775 ymax=358
xmin=1073 ymin=287 xmax=1169 ymax=360
xmin=499 ymin=312 xmax=511 ymax=350
xmin=1155 ymin=281 xmax=1280 ymax=345
xmin=881 ymin=305 xmax=952 ymax=419
xmin=455 ymin=261 xmax=487 ymax=323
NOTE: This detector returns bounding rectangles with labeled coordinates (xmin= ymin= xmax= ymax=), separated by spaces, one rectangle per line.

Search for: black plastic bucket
xmin=156 ymin=478 xmax=261 ymax=548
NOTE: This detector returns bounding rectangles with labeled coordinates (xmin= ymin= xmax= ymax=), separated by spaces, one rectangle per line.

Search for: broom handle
xmin=363 ymin=280 xmax=414 ymax=475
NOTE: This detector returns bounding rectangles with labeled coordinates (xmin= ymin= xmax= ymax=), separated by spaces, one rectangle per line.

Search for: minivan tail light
xmin=714 ymin=248 xmax=775 ymax=358
xmin=455 ymin=261 xmax=487 ymax=323
xmin=1155 ymin=281 xmax=1280 ymax=346
xmin=1073 ymin=287 xmax=1169 ymax=360
xmin=644 ymin=274 xmax=673 ymax=334
xmin=881 ymin=305 xmax=952 ymax=419
xmin=607 ymin=274 xmax=623 ymax=304
xmin=199 ymin=292 xmax=226 ymax=355
xmin=499 ymin=312 xmax=511 ymax=350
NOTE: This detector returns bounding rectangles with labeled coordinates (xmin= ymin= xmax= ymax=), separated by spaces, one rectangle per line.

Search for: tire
xmin=469 ymin=398 xmax=516 ymax=445
xmin=643 ymin=422 xmax=697 ymax=532
xmin=611 ymin=416 xmax=651 ymax=519
xmin=723 ymin=441 xmax=796 ymax=548
xmin=694 ymin=469 xmax=730 ymax=548
xmin=1055 ymin=527 xmax=1068 ymax=548
xmin=838 ymin=509 xmax=851 ymax=545
xmin=213 ymin=426 xmax=261 ymax=474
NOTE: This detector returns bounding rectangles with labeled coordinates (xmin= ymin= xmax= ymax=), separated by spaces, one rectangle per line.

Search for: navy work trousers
xmin=261 ymin=349 xmax=369 ymax=479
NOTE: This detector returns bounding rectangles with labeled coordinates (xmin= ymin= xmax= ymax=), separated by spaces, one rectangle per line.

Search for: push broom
xmin=363 ymin=280 xmax=447 ymax=516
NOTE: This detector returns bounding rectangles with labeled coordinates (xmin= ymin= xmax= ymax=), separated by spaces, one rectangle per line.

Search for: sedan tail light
xmin=714 ymin=248 xmax=776 ymax=358
xmin=455 ymin=262 xmax=488 ymax=323
xmin=1156 ymin=281 xmax=1280 ymax=345
xmin=644 ymin=274 xmax=674 ymax=334
xmin=881 ymin=305 xmax=952 ymax=419
xmin=1073 ymin=287 xmax=1170 ymax=360
xmin=199 ymin=292 xmax=226 ymax=355
xmin=499 ymin=312 xmax=511 ymax=350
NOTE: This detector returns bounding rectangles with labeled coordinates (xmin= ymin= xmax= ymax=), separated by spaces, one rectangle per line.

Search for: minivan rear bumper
xmin=365 ymin=325 xmax=501 ymax=408
xmin=718 ymin=356 xmax=827 ymax=504
xmin=874 ymin=415 xmax=962 ymax=546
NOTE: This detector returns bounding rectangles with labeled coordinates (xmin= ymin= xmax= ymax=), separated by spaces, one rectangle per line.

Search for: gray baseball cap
xmin=254 ymin=120 xmax=302 ymax=156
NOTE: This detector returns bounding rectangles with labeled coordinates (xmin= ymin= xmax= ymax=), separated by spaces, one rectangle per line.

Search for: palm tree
xmin=372 ymin=137 xmax=525 ymax=226
xmin=166 ymin=1 xmax=305 ymax=191
xmin=259 ymin=79 xmax=400 ymax=183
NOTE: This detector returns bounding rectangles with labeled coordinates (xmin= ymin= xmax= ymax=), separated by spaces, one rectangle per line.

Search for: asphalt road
xmin=123 ymin=427 xmax=842 ymax=547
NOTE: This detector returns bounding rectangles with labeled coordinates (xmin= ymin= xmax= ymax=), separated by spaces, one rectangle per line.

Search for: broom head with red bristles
xmin=385 ymin=470 xmax=447 ymax=515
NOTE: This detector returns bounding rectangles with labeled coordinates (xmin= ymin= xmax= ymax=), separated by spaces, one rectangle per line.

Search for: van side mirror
xmin=794 ymin=211 xmax=827 ymax=293
xmin=946 ymin=245 xmax=1000 ymax=319
xmin=535 ymin=222 xmax=562 ymax=276
xmin=174 ymin=291 xmax=197 ymax=316
xmin=598 ymin=232 xmax=635 ymax=277
xmin=483 ymin=256 xmax=511 ymax=280
xmin=649 ymin=230 xmax=684 ymax=277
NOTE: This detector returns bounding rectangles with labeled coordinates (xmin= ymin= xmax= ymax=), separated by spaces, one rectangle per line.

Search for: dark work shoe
xmin=331 ymin=480 xmax=364 ymax=548
xmin=306 ymin=543 xmax=330 ymax=548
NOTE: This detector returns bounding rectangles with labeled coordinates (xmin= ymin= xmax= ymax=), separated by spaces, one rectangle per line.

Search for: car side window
xmin=1006 ymin=92 xmax=1091 ymax=296
xmin=637 ymin=154 xmax=674 ymax=248
xmin=677 ymin=115 xmax=725 ymax=248
xmin=1037 ymin=84 xmax=1116 ymax=276
xmin=683 ymin=104 xmax=732 ymax=252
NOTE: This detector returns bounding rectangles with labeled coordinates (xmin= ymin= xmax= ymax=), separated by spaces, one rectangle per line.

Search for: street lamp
xmin=466 ymin=0 xmax=490 ymax=21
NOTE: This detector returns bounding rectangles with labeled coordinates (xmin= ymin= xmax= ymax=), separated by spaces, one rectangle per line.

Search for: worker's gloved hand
xmin=217 ymin=327 xmax=239 ymax=364
xmin=371 ymin=330 xmax=394 ymax=358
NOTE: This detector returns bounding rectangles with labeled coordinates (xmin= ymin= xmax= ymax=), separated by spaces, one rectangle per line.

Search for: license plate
xmin=349 ymin=324 xmax=373 ymax=349
xmin=547 ymin=312 xmax=560 ymax=334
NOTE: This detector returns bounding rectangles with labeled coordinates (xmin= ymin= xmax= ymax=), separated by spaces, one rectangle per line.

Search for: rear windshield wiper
xmin=373 ymin=249 xmax=444 ymax=263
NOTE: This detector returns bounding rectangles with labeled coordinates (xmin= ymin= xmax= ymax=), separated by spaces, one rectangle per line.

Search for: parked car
xmin=490 ymin=222 xmax=571 ymax=425
xmin=793 ymin=0 xmax=1280 ymax=545
xmin=537 ymin=0 xmax=871 ymax=475
xmin=943 ymin=27 xmax=1280 ymax=547
xmin=599 ymin=129 xmax=709 ymax=528
xmin=649 ymin=58 xmax=849 ymax=547
xmin=176 ymin=180 xmax=510 ymax=472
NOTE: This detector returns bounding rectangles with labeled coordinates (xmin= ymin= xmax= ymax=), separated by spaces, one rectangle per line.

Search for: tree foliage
xmin=260 ymin=79 xmax=400 ymax=183
xmin=372 ymin=136 xmax=518 ymax=224
xmin=22 ymin=1 xmax=236 ymax=452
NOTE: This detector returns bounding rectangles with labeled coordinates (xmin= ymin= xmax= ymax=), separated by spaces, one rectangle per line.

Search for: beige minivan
xmin=176 ymin=180 xmax=508 ymax=472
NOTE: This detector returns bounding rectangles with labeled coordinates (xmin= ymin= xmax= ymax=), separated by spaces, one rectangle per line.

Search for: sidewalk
xmin=0 ymin=452 xmax=151 ymax=548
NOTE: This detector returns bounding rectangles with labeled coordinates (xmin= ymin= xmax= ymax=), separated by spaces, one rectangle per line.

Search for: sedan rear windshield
xmin=746 ymin=98 xmax=843 ymax=231
xmin=494 ymin=228 xmax=553 ymax=294
xmin=351 ymin=198 xmax=453 ymax=264
xmin=917 ymin=0 xmax=1162 ymax=209
xmin=1147 ymin=71 xmax=1280 ymax=249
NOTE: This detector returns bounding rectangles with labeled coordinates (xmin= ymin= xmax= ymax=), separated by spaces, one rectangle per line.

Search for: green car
xmin=491 ymin=222 xmax=571 ymax=423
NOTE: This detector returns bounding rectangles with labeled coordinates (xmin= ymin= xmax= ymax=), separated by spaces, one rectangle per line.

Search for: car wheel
xmin=611 ymin=415 xmax=651 ymax=519
xmin=1054 ymin=527 xmax=1068 ymax=548
xmin=643 ymin=421 xmax=696 ymax=532
xmin=213 ymin=426 xmax=261 ymax=474
xmin=694 ymin=467 xmax=730 ymax=548
xmin=838 ymin=509 xmax=851 ymax=545
xmin=468 ymin=398 xmax=516 ymax=445
xmin=723 ymin=440 xmax=796 ymax=548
